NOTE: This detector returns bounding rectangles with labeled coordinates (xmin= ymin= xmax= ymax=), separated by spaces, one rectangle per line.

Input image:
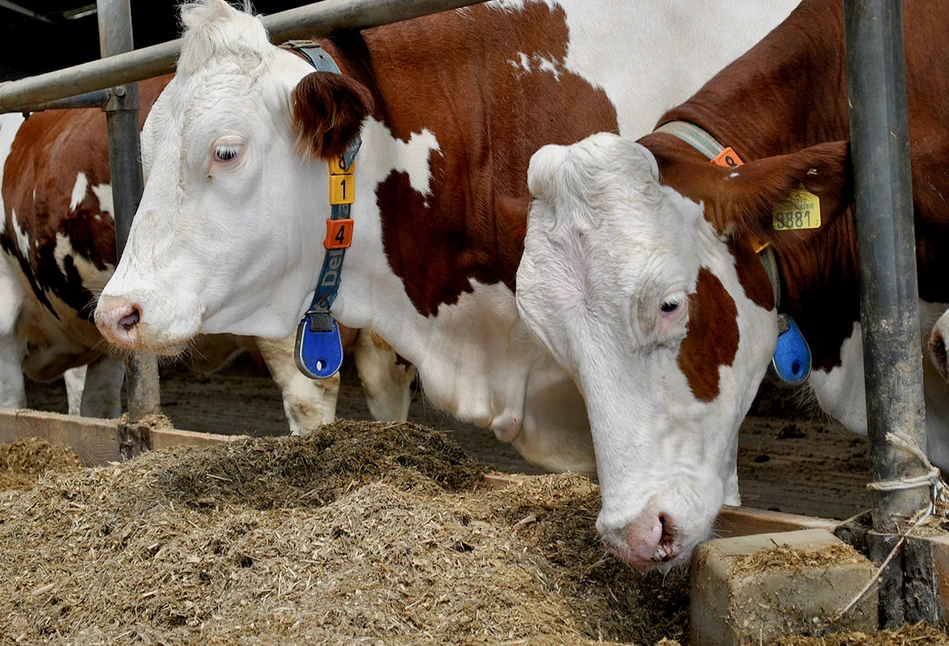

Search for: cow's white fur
xmin=69 ymin=172 xmax=89 ymax=212
xmin=96 ymin=0 xmax=801 ymax=569
xmin=812 ymin=302 xmax=949 ymax=470
xmin=11 ymin=211 xmax=29 ymax=258
xmin=53 ymin=232 xmax=114 ymax=288
xmin=0 ymin=108 xmax=408 ymax=428
xmin=0 ymin=254 xmax=26 ymax=410
xmin=92 ymin=183 xmax=114 ymax=219
xmin=519 ymin=134 xmax=776 ymax=566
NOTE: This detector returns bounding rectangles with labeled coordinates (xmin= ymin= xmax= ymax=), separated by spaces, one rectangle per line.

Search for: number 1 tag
xmin=294 ymin=316 xmax=344 ymax=379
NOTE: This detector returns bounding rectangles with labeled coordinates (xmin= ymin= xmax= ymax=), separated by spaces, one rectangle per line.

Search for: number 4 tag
xmin=323 ymin=218 xmax=354 ymax=249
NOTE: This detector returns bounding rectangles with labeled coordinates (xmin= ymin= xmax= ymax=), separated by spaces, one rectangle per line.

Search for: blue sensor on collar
xmin=294 ymin=316 xmax=344 ymax=379
xmin=769 ymin=314 xmax=811 ymax=387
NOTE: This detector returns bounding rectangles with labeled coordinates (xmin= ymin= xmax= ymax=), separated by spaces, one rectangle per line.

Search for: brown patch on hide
xmin=730 ymin=240 xmax=775 ymax=311
xmin=677 ymin=268 xmax=739 ymax=402
xmin=1 ymin=76 xmax=170 ymax=322
xmin=323 ymin=3 xmax=618 ymax=315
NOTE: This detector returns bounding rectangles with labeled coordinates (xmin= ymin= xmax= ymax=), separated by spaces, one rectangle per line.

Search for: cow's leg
xmin=79 ymin=355 xmax=125 ymax=419
xmin=63 ymin=365 xmax=88 ymax=416
xmin=353 ymin=329 xmax=415 ymax=421
xmin=0 ymin=333 xmax=25 ymax=410
xmin=0 ymin=257 xmax=26 ymax=410
xmin=253 ymin=334 xmax=339 ymax=435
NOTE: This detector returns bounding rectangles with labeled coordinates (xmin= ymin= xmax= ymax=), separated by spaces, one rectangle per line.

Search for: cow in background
xmin=92 ymin=0 xmax=801 ymax=567
xmin=518 ymin=0 xmax=949 ymax=567
xmin=0 ymin=77 xmax=414 ymax=429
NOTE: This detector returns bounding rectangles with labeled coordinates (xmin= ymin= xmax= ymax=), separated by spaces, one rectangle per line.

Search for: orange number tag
xmin=324 ymin=219 xmax=354 ymax=249
xmin=710 ymin=146 xmax=744 ymax=168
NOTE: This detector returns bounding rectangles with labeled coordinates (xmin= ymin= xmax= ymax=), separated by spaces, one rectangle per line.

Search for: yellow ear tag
xmin=772 ymin=188 xmax=821 ymax=231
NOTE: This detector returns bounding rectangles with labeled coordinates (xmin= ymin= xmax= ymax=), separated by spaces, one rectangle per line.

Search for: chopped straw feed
xmin=0 ymin=422 xmax=687 ymax=645
xmin=2 ymin=424 xmax=947 ymax=644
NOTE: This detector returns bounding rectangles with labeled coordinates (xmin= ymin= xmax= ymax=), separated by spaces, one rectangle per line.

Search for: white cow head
xmin=517 ymin=132 xmax=852 ymax=569
xmin=96 ymin=0 xmax=372 ymax=353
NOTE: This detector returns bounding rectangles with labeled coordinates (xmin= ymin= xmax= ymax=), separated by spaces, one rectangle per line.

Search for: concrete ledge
xmin=690 ymin=528 xmax=878 ymax=645
xmin=718 ymin=505 xmax=839 ymax=537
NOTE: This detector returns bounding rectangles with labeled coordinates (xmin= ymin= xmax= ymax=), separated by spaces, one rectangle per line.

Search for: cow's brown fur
xmin=678 ymin=268 xmax=740 ymax=402
xmin=1 ymin=77 xmax=170 ymax=324
xmin=643 ymin=0 xmax=949 ymax=375
xmin=316 ymin=3 xmax=618 ymax=316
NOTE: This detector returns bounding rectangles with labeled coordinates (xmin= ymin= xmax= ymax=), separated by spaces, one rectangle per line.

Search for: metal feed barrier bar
xmin=844 ymin=0 xmax=935 ymax=626
xmin=0 ymin=0 xmax=489 ymax=113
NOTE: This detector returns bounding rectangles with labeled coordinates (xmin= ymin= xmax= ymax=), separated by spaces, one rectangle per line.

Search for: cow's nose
xmin=628 ymin=512 xmax=680 ymax=562
xmin=95 ymin=297 xmax=142 ymax=350
xmin=607 ymin=510 xmax=682 ymax=570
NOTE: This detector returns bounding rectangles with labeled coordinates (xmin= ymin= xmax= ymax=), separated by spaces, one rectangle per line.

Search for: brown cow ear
xmin=291 ymin=71 xmax=374 ymax=161
xmin=497 ymin=195 xmax=531 ymax=241
xmin=710 ymin=140 xmax=853 ymax=248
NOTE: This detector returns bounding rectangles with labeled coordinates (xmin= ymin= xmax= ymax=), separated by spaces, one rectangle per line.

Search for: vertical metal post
xmin=98 ymin=0 xmax=161 ymax=423
xmin=844 ymin=0 xmax=931 ymax=626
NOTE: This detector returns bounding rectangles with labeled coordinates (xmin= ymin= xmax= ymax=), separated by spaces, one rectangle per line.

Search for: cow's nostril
xmin=656 ymin=513 xmax=677 ymax=562
xmin=119 ymin=307 xmax=141 ymax=331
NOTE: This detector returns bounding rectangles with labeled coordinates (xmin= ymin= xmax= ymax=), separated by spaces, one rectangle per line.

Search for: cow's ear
xmin=291 ymin=71 xmax=374 ymax=161
xmin=710 ymin=141 xmax=853 ymax=248
xmin=497 ymin=195 xmax=531 ymax=241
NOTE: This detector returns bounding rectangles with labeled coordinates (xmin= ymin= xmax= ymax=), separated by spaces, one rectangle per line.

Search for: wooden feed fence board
xmin=0 ymin=409 xmax=236 ymax=466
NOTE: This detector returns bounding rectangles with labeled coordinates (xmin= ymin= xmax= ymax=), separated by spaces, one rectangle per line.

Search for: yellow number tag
xmin=329 ymin=174 xmax=355 ymax=205
xmin=772 ymin=188 xmax=821 ymax=231
xmin=329 ymin=156 xmax=355 ymax=176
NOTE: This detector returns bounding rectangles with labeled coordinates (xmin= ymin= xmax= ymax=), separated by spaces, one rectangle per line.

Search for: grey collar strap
xmin=281 ymin=40 xmax=362 ymax=380
xmin=654 ymin=121 xmax=728 ymax=161
xmin=654 ymin=120 xmax=781 ymax=308
xmin=654 ymin=120 xmax=813 ymax=387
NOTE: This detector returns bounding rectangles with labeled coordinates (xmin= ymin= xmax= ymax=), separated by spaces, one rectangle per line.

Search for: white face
xmin=96 ymin=32 xmax=323 ymax=353
xmin=516 ymin=133 xmax=777 ymax=569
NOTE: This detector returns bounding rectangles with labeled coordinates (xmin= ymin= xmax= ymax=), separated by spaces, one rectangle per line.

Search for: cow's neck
xmin=305 ymin=51 xmax=585 ymax=464
xmin=661 ymin=0 xmax=849 ymax=163
xmin=655 ymin=0 xmax=859 ymax=372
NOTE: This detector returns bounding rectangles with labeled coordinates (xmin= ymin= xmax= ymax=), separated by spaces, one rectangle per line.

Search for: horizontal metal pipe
xmin=0 ymin=0 xmax=487 ymax=113
xmin=16 ymin=88 xmax=112 ymax=113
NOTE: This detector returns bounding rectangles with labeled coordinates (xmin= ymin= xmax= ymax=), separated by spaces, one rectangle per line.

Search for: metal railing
xmin=0 ymin=0 xmax=488 ymax=114
xmin=844 ymin=0 xmax=932 ymax=626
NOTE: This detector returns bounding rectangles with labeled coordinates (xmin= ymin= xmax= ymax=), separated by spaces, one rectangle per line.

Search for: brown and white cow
xmin=92 ymin=0 xmax=800 ymax=568
xmin=0 ymin=78 xmax=414 ymax=428
xmin=518 ymin=0 xmax=949 ymax=568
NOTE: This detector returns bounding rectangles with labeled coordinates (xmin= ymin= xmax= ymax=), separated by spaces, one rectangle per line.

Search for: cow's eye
xmin=660 ymin=299 xmax=681 ymax=314
xmin=213 ymin=144 xmax=241 ymax=163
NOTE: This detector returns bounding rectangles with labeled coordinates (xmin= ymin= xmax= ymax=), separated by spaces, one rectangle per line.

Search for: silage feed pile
xmin=0 ymin=437 xmax=83 ymax=491
xmin=0 ymin=422 xmax=689 ymax=645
